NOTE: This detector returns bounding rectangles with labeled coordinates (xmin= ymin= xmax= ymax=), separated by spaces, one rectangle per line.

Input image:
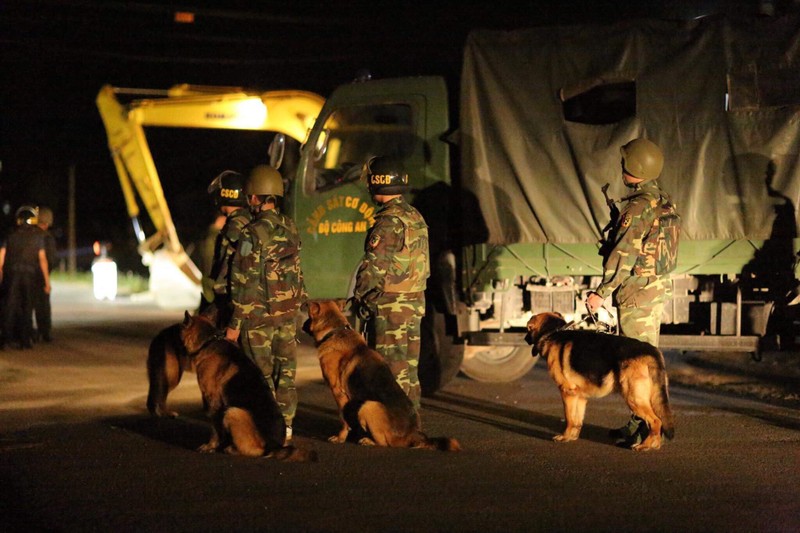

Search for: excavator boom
xmin=95 ymin=84 xmax=324 ymax=301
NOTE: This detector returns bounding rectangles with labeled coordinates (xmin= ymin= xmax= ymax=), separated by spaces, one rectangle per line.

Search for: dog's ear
xmin=183 ymin=310 xmax=192 ymax=325
xmin=554 ymin=312 xmax=564 ymax=319
xmin=308 ymin=301 xmax=320 ymax=317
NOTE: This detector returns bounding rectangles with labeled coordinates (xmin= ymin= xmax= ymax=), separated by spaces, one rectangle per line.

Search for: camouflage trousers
xmin=240 ymin=317 xmax=298 ymax=426
xmin=366 ymin=291 xmax=425 ymax=410
xmin=618 ymin=303 xmax=665 ymax=347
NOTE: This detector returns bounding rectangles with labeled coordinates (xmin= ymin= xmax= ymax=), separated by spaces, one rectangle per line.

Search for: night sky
xmin=0 ymin=0 xmax=773 ymax=272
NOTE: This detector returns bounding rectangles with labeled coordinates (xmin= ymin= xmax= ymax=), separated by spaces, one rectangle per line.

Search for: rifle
xmin=598 ymin=183 xmax=620 ymax=258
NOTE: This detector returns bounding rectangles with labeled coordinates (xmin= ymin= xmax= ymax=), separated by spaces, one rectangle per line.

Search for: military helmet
xmin=15 ymin=205 xmax=38 ymax=225
xmin=620 ymin=138 xmax=664 ymax=181
xmin=207 ymin=170 xmax=247 ymax=208
xmin=246 ymin=165 xmax=284 ymax=197
xmin=38 ymin=206 xmax=54 ymax=226
xmin=361 ymin=156 xmax=409 ymax=195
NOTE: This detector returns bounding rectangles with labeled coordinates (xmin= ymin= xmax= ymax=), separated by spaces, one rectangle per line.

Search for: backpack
xmin=652 ymin=194 xmax=681 ymax=275
xmin=633 ymin=193 xmax=681 ymax=277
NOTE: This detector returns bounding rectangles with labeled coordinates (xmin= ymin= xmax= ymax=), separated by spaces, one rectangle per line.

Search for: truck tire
xmin=419 ymin=305 xmax=464 ymax=396
xmin=459 ymin=345 xmax=539 ymax=383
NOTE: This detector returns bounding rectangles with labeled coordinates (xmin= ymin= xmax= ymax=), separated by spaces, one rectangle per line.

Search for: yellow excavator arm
xmin=95 ymin=84 xmax=325 ymax=286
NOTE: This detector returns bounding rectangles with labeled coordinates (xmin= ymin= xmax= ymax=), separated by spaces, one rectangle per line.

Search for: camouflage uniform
xmin=201 ymin=207 xmax=252 ymax=328
xmin=354 ymin=196 xmax=430 ymax=409
xmin=229 ymin=207 xmax=306 ymax=427
xmin=595 ymin=180 xmax=672 ymax=346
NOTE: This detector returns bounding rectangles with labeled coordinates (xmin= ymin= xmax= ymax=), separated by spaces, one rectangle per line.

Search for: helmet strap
xmin=251 ymin=195 xmax=279 ymax=212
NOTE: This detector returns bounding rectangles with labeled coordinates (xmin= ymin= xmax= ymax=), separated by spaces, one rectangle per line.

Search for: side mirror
xmin=268 ymin=133 xmax=286 ymax=169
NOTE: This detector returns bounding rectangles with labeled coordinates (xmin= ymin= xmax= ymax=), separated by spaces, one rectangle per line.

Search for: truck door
xmin=290 ymin=76 xmax=450 ymax=300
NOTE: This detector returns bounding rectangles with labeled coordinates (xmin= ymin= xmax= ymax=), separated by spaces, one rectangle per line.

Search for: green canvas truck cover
xmin=460 ymin=14 xmax=800 ymax=246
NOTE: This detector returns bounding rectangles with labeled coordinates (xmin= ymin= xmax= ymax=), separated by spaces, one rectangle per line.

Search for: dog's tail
xmin=269 ymin=445 xmax=319 ymax=463
xmin=412 ymin=432 xmax=462 ymax=452
xmin=653 ymin=369 xmax=675 ymax=440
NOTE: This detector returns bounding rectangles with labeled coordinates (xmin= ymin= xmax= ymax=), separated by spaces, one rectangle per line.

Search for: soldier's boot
xmin=618 ymin=421 xmax=651 ymax=449
xmin=609 ymin=414 xmax=644 ymax=440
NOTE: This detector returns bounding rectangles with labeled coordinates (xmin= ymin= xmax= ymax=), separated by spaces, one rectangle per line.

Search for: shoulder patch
xmin=239 ymin=240 xmax=253 ymax=256
xmin=368 ymin=233 xmax=381 ymax=249
xmin=621 ymin=213 xmax=632 ymax=228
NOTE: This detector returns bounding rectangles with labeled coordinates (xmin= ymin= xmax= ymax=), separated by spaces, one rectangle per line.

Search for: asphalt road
xmin=1 ymin=282 xmax=799 ymax=532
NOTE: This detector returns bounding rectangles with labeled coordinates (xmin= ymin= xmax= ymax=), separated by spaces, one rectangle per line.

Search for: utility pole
xmin=68 ymin=164 xmax=77 ymax=275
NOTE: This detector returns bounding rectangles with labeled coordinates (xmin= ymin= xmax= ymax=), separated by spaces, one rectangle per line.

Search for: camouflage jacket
xmin=595 ymin=180 xmax=672 ymax=307
xmin=354 ymin=196 xmax=430 ymax=306
xmin=210 ymin=207 xmax=252 ymax=296
xmin=229 ymin=208 xmax=307 ymax=329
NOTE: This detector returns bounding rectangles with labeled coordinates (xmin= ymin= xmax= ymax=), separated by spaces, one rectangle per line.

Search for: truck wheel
xmin=419 ymin=307 xmax=464 ymax=396
xmin=459 ymin=345 xmax=539 ymax=382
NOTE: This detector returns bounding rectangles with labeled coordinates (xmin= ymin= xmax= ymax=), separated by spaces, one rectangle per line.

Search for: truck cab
xmin=290 ymin=76 xmax=466 ymax=392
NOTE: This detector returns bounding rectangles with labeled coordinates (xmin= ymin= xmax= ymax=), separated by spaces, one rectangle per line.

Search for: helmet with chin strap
xmin=361 ymin=156 xmax=409 ymax=195
xmin=15 ymin=205 xmax=39 ymax=225
xmin=207 ymin=170 xmax=247 ymax=208
xmin=620 ymin=138 xmax=664 ymax=181
xmin=246 ymin=165 xmax=284 ymax=197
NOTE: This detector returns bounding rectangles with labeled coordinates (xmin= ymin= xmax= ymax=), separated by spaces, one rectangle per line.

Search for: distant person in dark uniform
xmin=0 ymin=206 xmax=50 ymax=349
xmin=33 ymin=206 xmax=57 ymax=342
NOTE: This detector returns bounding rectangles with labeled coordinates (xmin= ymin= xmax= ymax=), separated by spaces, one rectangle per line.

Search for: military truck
xmin=99 ymin=13 xmax=800 ymax=392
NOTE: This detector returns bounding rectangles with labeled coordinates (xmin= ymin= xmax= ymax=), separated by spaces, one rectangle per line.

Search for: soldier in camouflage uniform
xmin=587 ymin=137 xmax=673 ymax=445
xmin=353 ymin=156 xmax=430 ymax=410
xmin=225 ymin=165 xmax=307 ymax=441
xmin=200 ymin=170 xmax=252 ymax=328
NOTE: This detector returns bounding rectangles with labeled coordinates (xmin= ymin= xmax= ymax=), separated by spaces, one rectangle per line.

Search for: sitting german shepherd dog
xmin=303 ymin=300 xmax=460 ymax=451
xmin=146 ymin=305 xmax=218 ymax=418
xmin=180 ymin=312 xmax=317 ymax=462
xmin=146 ymin=322 xmax=191 ymax=418
xmin=525 ymin=312 xmax=675 ymax=451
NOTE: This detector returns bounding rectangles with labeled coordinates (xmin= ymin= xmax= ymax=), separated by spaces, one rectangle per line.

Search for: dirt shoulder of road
xmin=664 ymin=348 xmax=800 ymax=408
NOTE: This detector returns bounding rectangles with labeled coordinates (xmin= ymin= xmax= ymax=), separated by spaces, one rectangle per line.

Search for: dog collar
xmin=187 ymin=332 xmax=227 ymax=357
xmin=317 ymin=325 xmax=353 ymax=346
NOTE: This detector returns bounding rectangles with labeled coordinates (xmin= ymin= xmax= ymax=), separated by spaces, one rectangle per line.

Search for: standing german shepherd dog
xmin=303 ymin=300 xmax=460 ymax=451
xmin=526 ymin=312 xmax=675 ymax=451
xmin=180 ymin=312 xmax=317 ymax=462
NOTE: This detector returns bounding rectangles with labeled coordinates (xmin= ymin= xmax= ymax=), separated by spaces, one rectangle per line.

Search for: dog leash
xmin=587 ymin=306 xmax=619 ymax=335
xmin=343 ymin=297 xmax=370 ymax=344
xmin=561 ymin=309 xmax=618 ymax=335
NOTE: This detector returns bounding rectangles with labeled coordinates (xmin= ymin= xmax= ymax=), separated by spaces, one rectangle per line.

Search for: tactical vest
xmin=379 ymin=201 xmax=430 ymax=293
xmin=634 ymin=193 xmax=681 ymax=277
xmin=211 ymin=209 xmax=251 ymax=293
xmin=250 ymin=211 xmax=305 ymax=318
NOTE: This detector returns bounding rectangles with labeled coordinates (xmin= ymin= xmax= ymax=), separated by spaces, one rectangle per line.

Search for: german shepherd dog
xmin=180 ymin=311 xmax=317 ymax=462
xmin=525 ymin=312 xmax=675 ymax=451
xmin=303 ymin=300 xmax=461 ymax=451
xmin=146 ymin=322 xmax=192 ymax=418
xmin=146 ymin=305 xmax=219 ymax=417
